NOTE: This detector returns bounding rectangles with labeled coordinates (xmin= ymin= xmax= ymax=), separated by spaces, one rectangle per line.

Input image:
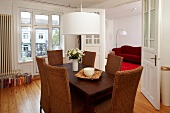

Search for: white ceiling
xmin=23 ymin=0 xmax=107 ymax=8
xmin=23 ymin=0 xmax=140 ymax=9
xmin=106 ymin=0 xmax=142 ymax=19
xmin=22 ymin=0 xmax=142 ymax=19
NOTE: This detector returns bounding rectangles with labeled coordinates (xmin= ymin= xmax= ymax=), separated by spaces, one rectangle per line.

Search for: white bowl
xmin=84 ymin=67 xmax=95 ymax=77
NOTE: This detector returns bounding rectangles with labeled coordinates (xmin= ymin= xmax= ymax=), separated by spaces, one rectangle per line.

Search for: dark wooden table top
xmin=57 ymin=63 xmax=115 ymax=96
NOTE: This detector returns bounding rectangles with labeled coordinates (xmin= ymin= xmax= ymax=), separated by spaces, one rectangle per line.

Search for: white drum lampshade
xmin=62 ymin=12 xmax=100 ymax=35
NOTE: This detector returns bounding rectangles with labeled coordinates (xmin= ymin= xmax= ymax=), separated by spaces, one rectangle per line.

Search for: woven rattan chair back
xmin=47 ymin=50 xmax=63 ymax=66
xmin=111 ymin=66 xmax=143 ymax=113
xmin=105 ymin=54 xmax=123 ymax=75
xmin=36 ymin=57 xmax=50 ymax=113
xmin=82 ymin=51 xmax=96 ymax=67
xmin=43 ymin=63 xmax=72 ymax=113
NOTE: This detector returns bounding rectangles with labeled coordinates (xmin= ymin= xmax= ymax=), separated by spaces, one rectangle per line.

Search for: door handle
xmin=150 ymin=55 xmax=156 ymax=66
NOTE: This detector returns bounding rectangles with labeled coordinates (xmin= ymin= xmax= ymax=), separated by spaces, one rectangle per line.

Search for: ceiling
xmin=22 ymin=0 xmax=142 ymax=19
xmin=106 ymin=0 xmax=142 ymax=19
xmin=23 ymin=0 xmax=107 ymax=8
xmin=23 ymin=0 xmax=140 ymax=8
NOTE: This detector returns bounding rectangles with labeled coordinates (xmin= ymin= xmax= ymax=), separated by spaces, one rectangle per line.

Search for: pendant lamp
xmin=62 ymin=0 xmax=100 ymax=35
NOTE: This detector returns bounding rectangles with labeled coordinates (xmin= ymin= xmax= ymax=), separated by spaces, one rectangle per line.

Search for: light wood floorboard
xmin=0 ymin=80 xmax=170 ymax=113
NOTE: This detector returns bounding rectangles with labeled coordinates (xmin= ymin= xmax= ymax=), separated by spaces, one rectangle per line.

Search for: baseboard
xmin=32 ymin=75 xmax=40 ymax=81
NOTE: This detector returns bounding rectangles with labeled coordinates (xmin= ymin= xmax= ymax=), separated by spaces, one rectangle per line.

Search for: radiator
xmin=0 ymin=14 xmax=13 ymax=76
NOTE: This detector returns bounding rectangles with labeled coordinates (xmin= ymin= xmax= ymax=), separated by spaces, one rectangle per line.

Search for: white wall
xmin=113 ymin=15 xmax=142 ymax=48
xmin=0 ymin=0 xmax=78 ymax=75
xmin=0 ymin=0 xmax=12 ymax=15
xmin=105 ymin=15 xmax=142 ymax=56
xmin=105 ymin=19 xmax=114 ymax=57
xmin=160 ymin=0 xmax=170 ymax=67
xmin=64 ymin=35 xmax=79 ymax=63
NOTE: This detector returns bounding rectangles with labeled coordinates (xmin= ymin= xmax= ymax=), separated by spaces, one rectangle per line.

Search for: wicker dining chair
xmin=42 ymin=63 xmax=85 ymax=113
xmin=82 ymin=51 xmax=96 ymax=67
xmin=109 ymin=51 xmax=115 ymax=55
xmin=94 ymin=66 xmax=143 ymax=113
xmin=47 ymin=50 xmax=63 ymax=66
xmin=105 ymin=54 xmax=123 ymax=75
xmin=36 ymin=57 xmax=50 ymax=113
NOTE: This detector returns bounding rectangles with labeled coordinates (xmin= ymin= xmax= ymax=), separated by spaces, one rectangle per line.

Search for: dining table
xmin=57 ymin=63 xmax=115 ymax=113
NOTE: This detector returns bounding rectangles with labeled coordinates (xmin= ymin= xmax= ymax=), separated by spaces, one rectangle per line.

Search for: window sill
xmin=18 ymin=60 xmax=33 ymax=64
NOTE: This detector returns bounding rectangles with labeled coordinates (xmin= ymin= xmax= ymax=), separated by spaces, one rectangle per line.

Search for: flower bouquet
xmin=66 ymin=48 xmax=84 ymax=71
xmin=66 ymin=48 xmax=84 ymax=60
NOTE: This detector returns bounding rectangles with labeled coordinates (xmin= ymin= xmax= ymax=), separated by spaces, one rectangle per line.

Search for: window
xmin=38 ymin=33 xmax=44 ymax=39
xmin=52 ymin=15 xmax=60 ymax=25
xmin=35 ymin=14 xmax=48 ymax=24
xmin=20 ymin=11 xmax=61 ymax=60
xmin=36 ymin=29 xmax=48 ymax=56
xmin=23 ymin=32 xmax=29 ymax=39
xmin=52 ymin=28 xmax=60 ymax=49
xmin=21 ymin=12 xmax=31 ymax=24
xmin=21 ymin=27 xmax=31 ymax=58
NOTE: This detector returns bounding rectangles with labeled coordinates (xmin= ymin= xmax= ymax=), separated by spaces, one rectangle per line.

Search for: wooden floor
xmin=0 ymin=80 xmax=170 ymax=113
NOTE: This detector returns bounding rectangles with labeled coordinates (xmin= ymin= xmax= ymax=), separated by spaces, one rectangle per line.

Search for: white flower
xmin=66 ymin=48 xmax=84 ymax=60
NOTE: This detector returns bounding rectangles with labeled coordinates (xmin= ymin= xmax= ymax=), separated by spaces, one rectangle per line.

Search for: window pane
xmin=35 ymin=15 xmax=48 ymax=24
xmin=144 ymin=13 xmax=148 ymax=47
xmin=52 ymin=28 xmax=60 ymax=49
xmin=21 ymin=27 xmax=32 ymax=58
xmin=52 ymin=15 xmax=60 ymax=25
xmin=86 ymin=35 xmax=92 ymax=38
xmin=94 ymin=34 xmax=100 ymax=44
xmin=35 ymin=28 xmax=49 ymax=56
xmin=150 ymin=8 xmax=155 ymax=48
xmin=21 ymin=12 xmax=31 ymax=24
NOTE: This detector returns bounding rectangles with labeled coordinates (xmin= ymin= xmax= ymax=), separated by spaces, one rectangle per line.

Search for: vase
xmin=72 ymin=59 xmax=78 ymax=71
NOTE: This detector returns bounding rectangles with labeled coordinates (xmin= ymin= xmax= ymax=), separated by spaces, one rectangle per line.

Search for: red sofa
xmin=112 ymin=45 xmax=141 ymax=64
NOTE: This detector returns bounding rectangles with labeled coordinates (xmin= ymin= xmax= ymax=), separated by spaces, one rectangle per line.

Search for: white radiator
xmin=0 ymin=14 xmax=13 ymax=76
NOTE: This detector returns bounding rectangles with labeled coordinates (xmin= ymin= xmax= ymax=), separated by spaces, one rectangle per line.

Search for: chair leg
xmin=40 ymin=106 xmax=42 ymax=113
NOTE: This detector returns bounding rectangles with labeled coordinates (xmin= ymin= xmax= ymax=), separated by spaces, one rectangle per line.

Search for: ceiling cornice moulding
xmin=89 ymin=0 xmax=140 ymax=9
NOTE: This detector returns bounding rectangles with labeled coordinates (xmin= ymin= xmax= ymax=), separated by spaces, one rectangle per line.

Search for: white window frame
xmin=19 ymin=9 xmax=62 ymax=62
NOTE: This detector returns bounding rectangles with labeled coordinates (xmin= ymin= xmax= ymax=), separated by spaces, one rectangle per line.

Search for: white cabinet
xmin=81 ymin=9 xmax=106 ymax=71
xmin=82 ymin=34 xmax=102 ymax=70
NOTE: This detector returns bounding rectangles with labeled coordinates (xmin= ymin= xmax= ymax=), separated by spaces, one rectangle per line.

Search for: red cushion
xmin=121 ymin=62 xmax=140 ymax=71
xmin=112 ymin=48 xmax=121 ymax=55
xmin=121 ymin=45 xmax=141 ymax=56
xmin=119 ymin=54 xmax=141 ymax=63
xmin=121 ymin=45 xmax=131 ymax=54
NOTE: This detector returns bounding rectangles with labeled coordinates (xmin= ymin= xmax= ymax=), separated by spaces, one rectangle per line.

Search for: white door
xmin=141 ymin=0 xmax=160 ymax=110
xmin=81 ymin=9 xmax=105 ymax=70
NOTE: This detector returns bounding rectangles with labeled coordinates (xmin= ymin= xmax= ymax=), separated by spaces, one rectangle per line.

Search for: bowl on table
xmin=84 ymin=67 xmax=95 ymax=77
